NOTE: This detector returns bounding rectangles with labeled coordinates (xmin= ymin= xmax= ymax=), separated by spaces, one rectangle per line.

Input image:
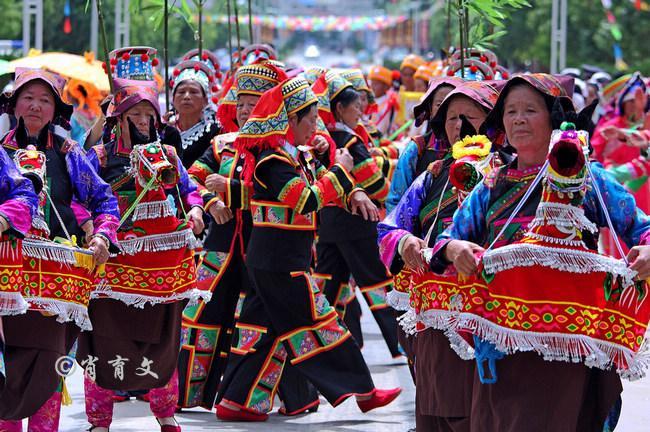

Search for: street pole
xmin=90 ymin=0 xmax=99 ymax=55
xmin=22 ymin=0 xmax=43 ymax=55
xmin=115 ymin=0 xmax=130 ymax=49
xmin=550 ymin=0 xmax=567 ymax=73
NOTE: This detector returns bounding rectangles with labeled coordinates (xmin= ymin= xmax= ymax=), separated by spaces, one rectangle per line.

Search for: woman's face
xmin=358 ymin=91 xmax=369 ymax=114
xmin=430 ymin=85 xmax=453 ymax=121
xmin=173 ymin=81 xmax=207 ymax=117
xmin=236 ymin=94 xmax=259 ymax=127
xmin=414 ymin=78 xmax=428 ymax=93
xmin=503 ymin=85 xmax=553 ymax=160
xmin=401 ymin=67 xmax=416 ymax=91
xmin=444 ymin=95 xmax=488 ymax=144
xmin=119 ymin=101 xmax=158 ymax=141
xmin=370 ymin=80 xmax=390 ymax=98
xmin=289 ymin=104 xmax=319 ymax=147
xmin=14 ymin=81 xmax=56 ymax=136
xmin=335 ymin=96 xmax=362 ymax=129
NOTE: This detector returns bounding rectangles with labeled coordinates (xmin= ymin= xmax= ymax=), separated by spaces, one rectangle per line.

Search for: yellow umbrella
xmin=8 ymin=50 xmax=110 ymax=92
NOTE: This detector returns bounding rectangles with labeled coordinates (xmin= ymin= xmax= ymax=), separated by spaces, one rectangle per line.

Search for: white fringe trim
xmin=90 ymin=285 xmax=213 ymax=309
xmin=132 ymin=200 xmax=175 ymax=221
xmin=0 ymin=292 xmax=28 ymax=316
xmin=482 ymin=244 xmax=637 ymax=286
xmin=386 ymin=289 xmax=411 ymax=311
xmin=417 ymin=309 xmax=477 ymax=360
xmin=452 ymin=313 xmax=650 ymax=381
xmin=22 ymin=239 xmax=80 ymax=266
xmin=0 ymin=240 xmax=19 ymax=260
xmin=397 ymin=308 xmax=418 ymax=334
xmin=526 ymin=231 xmax=587 ymax=248
xmin=118 ymin=229 xmax=198 ymax=255
xmin=528 ymin=202 xmax=597 ymax=233
xmin=26 ymin=297 xmax=92 ymax=331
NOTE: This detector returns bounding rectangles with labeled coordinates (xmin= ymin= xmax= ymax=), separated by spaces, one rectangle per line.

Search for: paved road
xmin=55 ymin=298 xmax=648 ymax=431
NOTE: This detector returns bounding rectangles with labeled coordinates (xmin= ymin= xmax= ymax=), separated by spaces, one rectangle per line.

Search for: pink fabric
xmin=148 ymin=369 xmax=179 ymax=418
xmin=93 ymin=213 xmax=120 ymax=245
xmin=27 ymin=391 xmax=62 ymax=432
xmin=183 ymin=190 xmax=204 ymax=211
xmin=0 ymin=391 xmax=62 ymax=432
xmin=378 ymin=230 xmax=409 ymax=268
xmin=84 ymin=374 xmax=115 ymax=428
xmin=0 ymin=200 xmax=33 ymax=235
xmin=0 ymin=419 xmax=22 ymax=431
xmin=85 ymin=370 xmax=179 ymax=428
xmin=71 ymin=201 xmax=93 ymax=228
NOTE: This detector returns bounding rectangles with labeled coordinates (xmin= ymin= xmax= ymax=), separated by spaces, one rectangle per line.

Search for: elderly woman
xmin=429 ymin=74 xmax=650 ymax=431
xmin=170 ymin=60 xmax=222 ymax=168
xmin=79 ymin=71 xmax=205 ymax=431
xmin=378 ymin=81 xmax=501 ymax=432
xmin=0 ymin=68 xmax=119 ymax=431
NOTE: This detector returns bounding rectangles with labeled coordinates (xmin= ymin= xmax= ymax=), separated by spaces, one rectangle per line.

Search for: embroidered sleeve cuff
xmin=204 ymin=196 xmax=222 ymax=212
xmin=330 ymin=164 xmax=355 ymax=195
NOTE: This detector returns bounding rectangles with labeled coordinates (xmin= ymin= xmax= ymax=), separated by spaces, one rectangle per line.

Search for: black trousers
xmin=217 ymin=266 xmax=375 ymax=414
xmin=315 ymin=235 xmax=400 ymax=358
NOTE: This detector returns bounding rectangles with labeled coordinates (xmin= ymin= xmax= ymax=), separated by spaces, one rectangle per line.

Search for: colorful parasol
xmin=7 ymin=51 xmax=110 ymax=92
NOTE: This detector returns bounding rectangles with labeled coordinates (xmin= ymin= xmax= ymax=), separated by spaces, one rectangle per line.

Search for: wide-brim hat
xmin=430 ymin=81 xmax=503 ymax=142
xmin=483 ymin=74 xmax=575 ymax=134
xmin=106 ymin=77 xmax=160 ymax=119
xmin=413 ymin=77 xmax=462 ymax=126
xmin=0 ymin=67 xmax=73 ymax=122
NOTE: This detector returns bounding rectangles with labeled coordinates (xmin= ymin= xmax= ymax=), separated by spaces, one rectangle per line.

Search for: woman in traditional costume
xmin=591 ymin=73 xmax=650 ymax=230
xmin=0 ymin=68 xmax=119 ymax=431
xmin=0 ymin=145 xmax=37 ymax=315
xmin=178 ymin=61 xmax=318 ymax=416
xmin=169 ymin=60 xmax=222 ymax=168
xmin=78 ymin=56 xmax=207 ymax=430
xmin=215 ymin=77 xmax=401 ymax=421
xmin=378 ymin=81 xmax=501 ymax=432
xmin=386 ymin=77 xmax=461 ymax=212
xmin=429 ymin=74 xmax=650 ymax=431
xmin=311 ymin=71 xmax=399 ymax=358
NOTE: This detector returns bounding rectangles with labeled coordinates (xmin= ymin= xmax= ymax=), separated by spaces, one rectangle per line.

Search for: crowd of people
xmin=0 ymin=41 xmax=648 ymax=432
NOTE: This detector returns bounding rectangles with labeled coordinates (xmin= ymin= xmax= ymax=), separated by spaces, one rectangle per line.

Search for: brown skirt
xmin=416 ymin=328 xmax=474 ymax=419
xmin=470 ymin=351 xmax=622 ymax=432
xmin=76 ymin=299 xmax=185 ymax=391
xmin=0 ymin=311 xmax=79 ymax=419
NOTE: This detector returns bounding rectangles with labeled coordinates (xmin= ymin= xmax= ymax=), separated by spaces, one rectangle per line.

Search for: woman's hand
xmin=208 ymin=201 xmax=234 ymax=225
xmin=205 ymin=174 xmax=228 ymax=193
xmin=81 ymin=220 xmax=95 ymax=244
xmin=0 ymin=217 xmax=9 ymax=235
xmin=311 ymin=135 xmax=330 ymax=155
xmin=401 ymin=235 xmax=427 ymax=271
xmin=625 ymin=131 xmax=649 ymax=149
xmin=349 ymin=190 xmax=379 ymax=222
xmin=89 ymin=235 xmax=110 ymax=265
xmin=188 ymin=207 xmax=205 ymax=235
xmin=444 ymin=239 xmax=485 ymax=276
xmin=627 ymin=245 xmax=650 ymax=280
xmin=334 ymin=148 xmax=354 ymax=172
